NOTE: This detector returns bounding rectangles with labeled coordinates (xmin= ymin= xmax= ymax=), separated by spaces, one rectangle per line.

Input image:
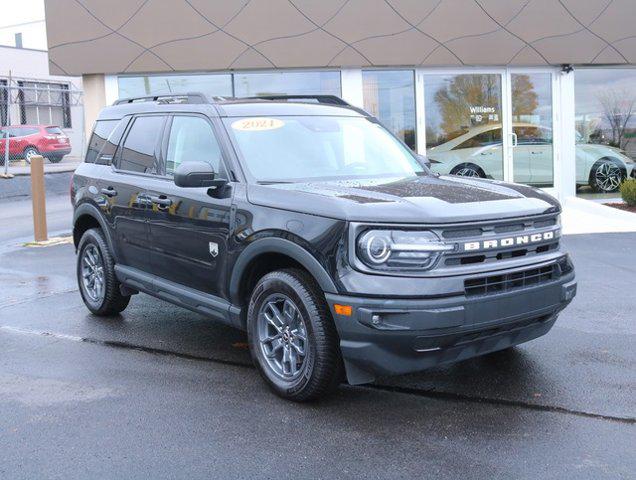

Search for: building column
xmin=556 ymin=70 xmax=576 ymax=200
xmin=82 ymin=74 xmax=106 ymax=141
xmin=340 ymin=69 xmax=363 ymax=108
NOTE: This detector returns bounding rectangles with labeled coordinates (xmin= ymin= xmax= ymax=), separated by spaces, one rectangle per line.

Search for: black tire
xmin=23 ymin=146 xmax=39 ymax=164
xmin=48 ymin=156 xmax=63 ymax=164
xmin=590 ymin=158 xmax=625 ymax=193
xmin=77 ymin=228 xmax=130 ymax=316
xmin=450 ymin=163 xmax=485 ymax=178
xmin=247 ymin=268 xmax=343 ymax=402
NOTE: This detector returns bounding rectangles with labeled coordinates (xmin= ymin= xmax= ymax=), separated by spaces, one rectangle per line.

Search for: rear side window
xmin=11 ymin=127 xmax=39 ymax=137
xmin=85 ymin=120 xmax=118 ymax=163
xmin=118 ymin=115 xmax=164 ymax=174
xmin=165 ymin=116 xmax=222 ymax=176
xmin=46 ymin=126 xmax=64 ymax=135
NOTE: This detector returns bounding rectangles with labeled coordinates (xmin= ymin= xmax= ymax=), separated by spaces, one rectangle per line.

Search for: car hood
xmin=577 ymin=143 xmax=632 ymax=161
xmin=247 ymin=174 xmax=560 ymax=223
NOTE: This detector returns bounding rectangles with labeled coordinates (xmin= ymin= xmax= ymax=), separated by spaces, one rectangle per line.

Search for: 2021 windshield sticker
xmin=231 ymin=118 xmax=285 ymax=131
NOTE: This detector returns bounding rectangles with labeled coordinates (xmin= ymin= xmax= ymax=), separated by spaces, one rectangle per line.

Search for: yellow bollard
xmin=30 ymin=155 xmax=48 ymax=242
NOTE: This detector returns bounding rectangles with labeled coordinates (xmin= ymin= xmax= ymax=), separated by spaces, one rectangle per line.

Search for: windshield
xmin=223 ymin=116 xmax=425 ymax=182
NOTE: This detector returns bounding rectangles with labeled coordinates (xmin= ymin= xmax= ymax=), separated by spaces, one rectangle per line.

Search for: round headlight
xmin=365 ymin=234 xmax=391 ymax=264
xmin=356 ymin=229 xmax=454 ymax=271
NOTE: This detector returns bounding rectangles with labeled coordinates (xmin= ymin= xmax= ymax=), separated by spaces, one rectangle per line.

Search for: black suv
xmin=72 ymin=93 xmax=577 ymax=401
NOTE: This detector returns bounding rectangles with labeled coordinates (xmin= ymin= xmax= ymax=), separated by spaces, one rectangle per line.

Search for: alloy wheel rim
xmin=455 ymin=167 xmax=480 ymax=178
xmin=595 ymin=162 xmax=622 ymax=192
xmin=257 ymin=294 xmax=309 ymax=381
xmin=81 ymin=244 xmax=105 ymax=302
xmin=25 ymin=149 xmax=36 ymax=162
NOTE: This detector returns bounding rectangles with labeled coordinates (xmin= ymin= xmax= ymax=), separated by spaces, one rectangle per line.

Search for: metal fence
xmin=1 ymin=77 xmax=83 ymax=174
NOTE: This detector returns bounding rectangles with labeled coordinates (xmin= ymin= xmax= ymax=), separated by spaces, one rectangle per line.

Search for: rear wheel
xmin=48 ymin=156 xmax=63 ymax=164
xmin=77 ymin=228 xmax=130 ymax=316
xmin=247 ymin=269 xmax=343 ymax=402
xmin=451 ymin=163 xmax=485 ymax=178
xmin=23 ymin=146 xmax=39 ymax=164
xmin=590 ymin=158 xmax=624 ymax=193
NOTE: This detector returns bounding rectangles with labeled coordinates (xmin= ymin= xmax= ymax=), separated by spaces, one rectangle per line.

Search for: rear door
xmin=145 ymin=114 xmax=233 ymax=297
xmin=106 ymin=114 xmax=167 ymax=274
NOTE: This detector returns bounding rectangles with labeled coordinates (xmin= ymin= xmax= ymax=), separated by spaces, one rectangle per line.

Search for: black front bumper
xmin=326 ymin=269 xmax=576 ymax=385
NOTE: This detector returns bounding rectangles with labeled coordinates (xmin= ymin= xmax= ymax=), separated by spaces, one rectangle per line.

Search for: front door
xmin=108 ymin=114 xmax=167 ymax=273
xmin=146 ymin=114 xmax=233 ymax=297
xmin=506 ymin=71 xmax=556 ymax=189
xmin=421 ymin=69 xmax=559 ymax=191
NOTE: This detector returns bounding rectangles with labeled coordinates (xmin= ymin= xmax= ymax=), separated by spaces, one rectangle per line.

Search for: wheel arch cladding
xmin=73 ymin=203 xmax=116 ymax=258
xmin=230 ymin=238 xmax=338 ymax=308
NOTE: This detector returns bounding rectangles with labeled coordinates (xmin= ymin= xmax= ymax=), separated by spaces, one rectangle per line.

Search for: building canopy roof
xmin=45 ymin=0 xmax=636 ymax=75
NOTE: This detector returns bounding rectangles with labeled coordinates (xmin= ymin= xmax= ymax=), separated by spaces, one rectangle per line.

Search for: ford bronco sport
xmin=72 ymin=93 xmax=577 ymax=401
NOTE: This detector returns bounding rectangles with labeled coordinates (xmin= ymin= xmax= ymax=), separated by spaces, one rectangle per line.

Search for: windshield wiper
xmin=257 ymin=180 xmax=295 ymax=185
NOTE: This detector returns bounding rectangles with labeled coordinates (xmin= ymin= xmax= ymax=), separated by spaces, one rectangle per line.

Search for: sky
xmin=0 ymin=0 xmax=47 ymax=49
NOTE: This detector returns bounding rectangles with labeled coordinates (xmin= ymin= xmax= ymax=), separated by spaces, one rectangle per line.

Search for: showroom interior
xmin=44 ymin=0 xmax=636 ymax=202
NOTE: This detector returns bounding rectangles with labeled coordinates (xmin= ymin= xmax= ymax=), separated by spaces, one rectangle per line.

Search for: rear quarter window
xmin=85 ymin=120 xmax=118 ymax=163
xmin=46 ymin=126 xmax=64 ymax=135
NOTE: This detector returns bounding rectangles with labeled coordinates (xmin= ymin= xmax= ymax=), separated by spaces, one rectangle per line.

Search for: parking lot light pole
xmin=30 ymin=155 xmax=48 ymax=242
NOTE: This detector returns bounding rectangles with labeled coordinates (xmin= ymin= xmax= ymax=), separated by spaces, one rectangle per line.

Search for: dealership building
xmin=44 ymin=0 xmax=636 ymax=200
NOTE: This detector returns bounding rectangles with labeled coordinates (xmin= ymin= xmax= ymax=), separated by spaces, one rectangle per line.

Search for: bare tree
xmin=597 ymin=88 xmax=635 ymax=150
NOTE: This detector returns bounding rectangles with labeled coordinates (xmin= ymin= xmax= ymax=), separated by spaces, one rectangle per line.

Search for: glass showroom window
xmin=118 ymin=74 xmax=233 ymax=99
xmin=424 ymin=74 xmax=504 ymax=181
xmin=233 ymin=71 xmax=341 ymax=97
xmin=362 ymin=70 xmax=416 ymax=150
xmin=18 ymin=81 xmax=71 ymax=128
xmin=575 ymin=69 xmax=636 ymax=197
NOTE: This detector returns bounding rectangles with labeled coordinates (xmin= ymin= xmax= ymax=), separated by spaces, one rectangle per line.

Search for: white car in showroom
xmin=427 ymin=123 xmax=635 ymax=192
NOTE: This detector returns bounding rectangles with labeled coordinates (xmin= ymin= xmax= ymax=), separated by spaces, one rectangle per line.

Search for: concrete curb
xmin=4 ymin=164 xmax=79 ymax=177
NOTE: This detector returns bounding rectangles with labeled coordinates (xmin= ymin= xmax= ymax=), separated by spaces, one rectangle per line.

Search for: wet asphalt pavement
xmin=0 ymin=195 xmax=634 ymax=478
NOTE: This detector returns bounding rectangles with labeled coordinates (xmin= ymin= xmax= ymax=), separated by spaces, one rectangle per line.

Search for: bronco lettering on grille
xmin=464 ymin=231 xmax=555 ymax=251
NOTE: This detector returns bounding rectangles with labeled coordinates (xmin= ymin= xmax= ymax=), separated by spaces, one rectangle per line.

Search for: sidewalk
xmin=1 ymin=156 xmax=81 ymax=176
xmin=561 ymin=196 xmax=636 ymax=235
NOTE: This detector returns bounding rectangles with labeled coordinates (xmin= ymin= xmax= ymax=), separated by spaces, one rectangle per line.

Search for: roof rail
xmin=113 ymin=92 xmax=208 ymax=105
xmin=246 ymin=95 xmax=351 ymax=106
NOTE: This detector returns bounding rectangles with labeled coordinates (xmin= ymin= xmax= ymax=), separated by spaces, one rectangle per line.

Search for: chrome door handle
xmin=149 ymin=195 xmax=173 ymax=208
xmin=100 ymin=187 xmax=117 ymax=197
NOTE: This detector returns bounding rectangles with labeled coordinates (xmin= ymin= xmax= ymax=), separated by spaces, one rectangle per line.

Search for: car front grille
xmin=464 ymin=265 xmax=556 ymax=297
xmin=440 ymin=215 xmax=560 ymax=268
xmin=464 ymin=256 xmax=572 ymax=297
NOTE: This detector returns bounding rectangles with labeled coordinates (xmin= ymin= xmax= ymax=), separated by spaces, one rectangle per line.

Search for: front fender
xmin=229 ymin=237 xmax=338 ymax=307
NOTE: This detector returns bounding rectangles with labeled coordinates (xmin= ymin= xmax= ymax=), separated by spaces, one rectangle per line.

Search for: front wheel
xmin=451 ymin=163 xmax=485 ymax=178
xmin=590 ymin=158 xmax=624 ymax=193
xmin=77 ymin=228 xmax=130 ymax=316
xmin=247 ymin=269 xmax=343 ymax=402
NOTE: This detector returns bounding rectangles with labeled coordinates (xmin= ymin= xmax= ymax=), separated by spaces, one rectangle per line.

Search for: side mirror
xmin=174 ymin=161 xmax=220 ymax=188
xmin=416 ymin=154 xmax=431 ymax=168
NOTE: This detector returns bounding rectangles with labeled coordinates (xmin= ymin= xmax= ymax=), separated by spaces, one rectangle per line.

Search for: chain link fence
xmin=1 ymin=77 xmax=83 ymax=174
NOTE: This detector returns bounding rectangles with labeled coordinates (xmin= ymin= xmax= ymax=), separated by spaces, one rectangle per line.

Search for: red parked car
xmin=0 ymin=125 xmax=71 ymax=164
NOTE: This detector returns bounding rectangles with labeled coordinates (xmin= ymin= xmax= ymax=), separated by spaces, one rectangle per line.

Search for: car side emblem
xmin=209 ymin=242 xmax=219 ymax=258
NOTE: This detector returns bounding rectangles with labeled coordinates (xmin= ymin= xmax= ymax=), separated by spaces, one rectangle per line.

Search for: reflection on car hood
xmin=577 ymin=143 xmax=631 ymax=160
xmin=247 ymin=174 xmax=560 ymax=223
